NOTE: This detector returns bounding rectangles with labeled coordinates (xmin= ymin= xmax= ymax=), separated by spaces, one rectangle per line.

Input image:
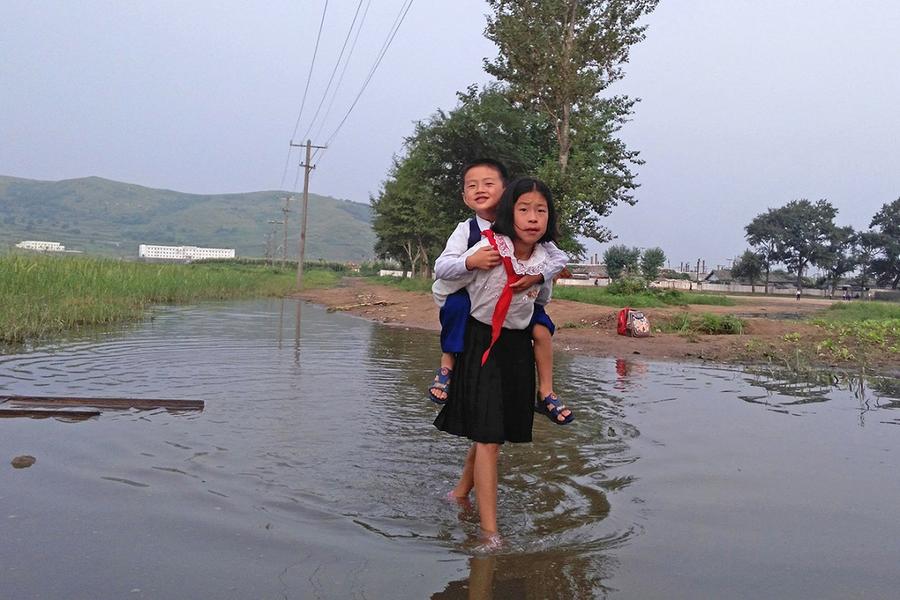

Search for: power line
xmin=279 ymin=0 xmax=330 ymax=190
xmin=300 ymin=0 xmax=366 ymax=143
xmin=317 ymin=0 xmax=415 ymax=160
xmin=289 ymin=0 xmax=329 ymax=144
xmin=313 ymin=0 xmax=372 ymax=142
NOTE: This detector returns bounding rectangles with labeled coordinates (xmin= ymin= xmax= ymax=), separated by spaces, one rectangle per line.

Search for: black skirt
xmin=434 ymin=318 xmax=535 ymax=444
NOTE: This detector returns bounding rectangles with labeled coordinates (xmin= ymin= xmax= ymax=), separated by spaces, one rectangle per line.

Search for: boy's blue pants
xmin=439 ymin=289 xmax=555 ymax=354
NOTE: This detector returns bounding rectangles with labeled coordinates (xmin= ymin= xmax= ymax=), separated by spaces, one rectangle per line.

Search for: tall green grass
xmin=659 ymin=312 xmax=746 ymax=335
xmin=553 ymin=285 xmax=735 ymax=308
xmin=0 ymin=254 xmax=318 ymax=343
xmin=816 ymin=301 xmax=900 ymax=323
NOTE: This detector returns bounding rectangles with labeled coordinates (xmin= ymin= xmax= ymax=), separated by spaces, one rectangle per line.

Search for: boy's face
xmin=462 ymin=165 xmax=504 ymax=221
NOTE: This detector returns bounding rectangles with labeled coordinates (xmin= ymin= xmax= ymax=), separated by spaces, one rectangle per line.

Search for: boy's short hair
xmin=492 ymin=177 xmax=558 ymax=244
xmin=460 ymin=158 xmax=509 ymax=186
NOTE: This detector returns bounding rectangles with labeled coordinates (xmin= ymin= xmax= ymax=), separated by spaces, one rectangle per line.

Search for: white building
xmin=16 ymin=240 xmax=66 ymax=252
xmin=138 ymin=244 xmax=235 ymax=261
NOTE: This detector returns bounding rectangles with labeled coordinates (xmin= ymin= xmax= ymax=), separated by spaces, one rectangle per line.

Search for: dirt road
xmin=295 ymin=278 xmax=862 ymax=367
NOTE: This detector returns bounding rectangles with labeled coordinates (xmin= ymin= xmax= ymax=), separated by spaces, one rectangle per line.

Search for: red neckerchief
xmin=480 ymin=230 xmax=522 ymax=365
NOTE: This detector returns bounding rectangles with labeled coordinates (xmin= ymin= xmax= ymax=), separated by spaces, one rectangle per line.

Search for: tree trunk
xmin=764 ymin=265 xmax=770 ymax=295
xmin=556 ymin=0 xmax=578 ymax=175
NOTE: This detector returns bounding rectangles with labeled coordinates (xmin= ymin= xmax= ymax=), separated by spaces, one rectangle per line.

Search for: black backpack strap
xmin=466 ymin=218 xmax=482 ymax=249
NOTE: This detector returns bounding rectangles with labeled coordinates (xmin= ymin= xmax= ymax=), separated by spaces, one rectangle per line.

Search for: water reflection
xmin=432 ymin=550 xmax=620 ymax=600
xmin=739 ymin=365 xmax=900 ymax=426
xmin=4 ymin=301 xmax=900 ymax=598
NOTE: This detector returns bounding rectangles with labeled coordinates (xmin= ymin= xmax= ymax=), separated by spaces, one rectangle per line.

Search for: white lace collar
xmin=493 ymin=234 xmax=549 ymax=276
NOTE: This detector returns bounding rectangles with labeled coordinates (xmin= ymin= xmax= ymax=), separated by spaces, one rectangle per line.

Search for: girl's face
xmin=513 ymin=191 xmax=548 ymax=245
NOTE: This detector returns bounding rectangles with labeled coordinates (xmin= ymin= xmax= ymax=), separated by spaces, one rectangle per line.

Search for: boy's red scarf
xmin=480 ymin=230 xmax=522 ymax=366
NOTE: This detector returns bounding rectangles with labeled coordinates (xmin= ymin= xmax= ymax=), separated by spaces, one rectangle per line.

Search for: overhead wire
xmin=279 ymin=0 xmax=330 ymax=190
xmin=300 ymin=0 xmax=367 ymax=143
xmin=312 ymin=0 xmax=373 ymax=142
xmin=315 ymin=0 xmax=415 ymax=162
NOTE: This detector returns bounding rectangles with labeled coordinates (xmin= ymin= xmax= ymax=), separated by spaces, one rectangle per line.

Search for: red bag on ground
xmin=617 ymin=307 xmax=631 ymax=336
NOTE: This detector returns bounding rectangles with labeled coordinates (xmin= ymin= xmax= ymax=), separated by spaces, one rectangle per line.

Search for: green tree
xmin=869 ymin=198 xmax=900 ymax=288
xmin=776 ymin=199 xmax=838 ymax=289
xmin=731 ymin=250 xmax=764 ymax=293
xmin=640 ymin=246 xmax=666 ymax=280
xmin=603 ymin=244 xmax=640 ymax=279
xmin=371 ymin=153 xmax=444 ymax=277
xmin=854 ymin=230 xmax=881 ymax=291
xmin=371 ymin=86 xmax=550 ymax=273
xmin=746 ymin=199 xmax=837 ymax=291
xmin=817 ymin=225 xmax=856 ymax=296
xmin=745 ymin=211 xmax=784 ymax=294
xmin=485 ymin=0 xmax=657 ymax=245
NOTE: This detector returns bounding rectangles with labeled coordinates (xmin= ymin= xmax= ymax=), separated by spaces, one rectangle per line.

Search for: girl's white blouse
xmin=432 ymin=235 xmax=551 ymax=330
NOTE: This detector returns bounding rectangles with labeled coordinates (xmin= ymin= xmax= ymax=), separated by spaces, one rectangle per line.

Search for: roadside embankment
xmin=295 ymin=277 xmax=900 ymax=375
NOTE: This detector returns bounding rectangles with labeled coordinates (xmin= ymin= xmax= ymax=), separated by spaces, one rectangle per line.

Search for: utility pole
xmin=268 ymin=219 xmax=283 ymax=266
xmin=290 ymin=139 xmax=327 ymax=288
xmin=280 ymin=196 xmax=291 ymax=268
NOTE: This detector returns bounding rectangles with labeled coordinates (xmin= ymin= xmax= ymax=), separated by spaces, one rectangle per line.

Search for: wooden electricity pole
xmin=290 ymin=139 xmax=327 ymax=289
xmin=268 ymin=219 xmax=283 ymax=266
xmin=280 ymin=196 xmax=291 ymax=268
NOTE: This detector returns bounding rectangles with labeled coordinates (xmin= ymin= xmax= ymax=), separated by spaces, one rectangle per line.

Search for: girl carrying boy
xmin=432 ymin=177 xmax=559 ymax=545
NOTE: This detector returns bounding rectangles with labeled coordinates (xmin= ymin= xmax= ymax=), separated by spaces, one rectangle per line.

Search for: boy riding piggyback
xmin=428 ymin=159 xmax=574 ymax=425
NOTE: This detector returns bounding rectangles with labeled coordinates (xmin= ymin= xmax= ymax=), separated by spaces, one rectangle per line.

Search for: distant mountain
xmin=0 ymin=175 xmax=374 ymax=261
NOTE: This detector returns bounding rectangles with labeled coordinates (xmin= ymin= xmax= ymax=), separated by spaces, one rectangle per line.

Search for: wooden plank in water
xmin=0 ymin=408 xmax=100 ymax=420
xmin=0 ymin=395 xmax=204 ymax=411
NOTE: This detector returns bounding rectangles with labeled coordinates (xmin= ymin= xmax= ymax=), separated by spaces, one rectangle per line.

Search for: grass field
xmin=553 ymin=285 xmax=735 ymax=308
xmin=0 ymin=254 xmax=332 ymax=343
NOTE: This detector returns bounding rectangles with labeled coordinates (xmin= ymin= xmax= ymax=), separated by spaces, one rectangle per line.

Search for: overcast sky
xmin=2 ymin=1 xmax=898 ymax=267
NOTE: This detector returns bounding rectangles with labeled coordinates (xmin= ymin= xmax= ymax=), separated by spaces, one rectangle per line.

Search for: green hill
xmin=0 ymin=175 xmax=374 ymax=261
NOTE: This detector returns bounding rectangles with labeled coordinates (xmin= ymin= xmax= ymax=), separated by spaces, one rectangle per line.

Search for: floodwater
xmin=2 ymin=299 xmax=900 ymax=599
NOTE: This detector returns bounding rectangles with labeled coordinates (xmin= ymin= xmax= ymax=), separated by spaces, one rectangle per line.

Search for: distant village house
xmin=16 ymin=240 xmax=66 ymax=252
xmin=138 ymin=244 xmax=235 ymax=262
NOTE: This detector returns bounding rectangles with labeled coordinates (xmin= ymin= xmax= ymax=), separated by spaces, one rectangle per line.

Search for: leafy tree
xmin=603 ymin=244 xmax=640 ymax=279
xmin=818 ymin=225 xmax=856 ymax=295
xmin=485 ymin=0 xmax=657 ymax=174
xmin=776 ymin=199 xmax=838 ymax=289
xmin=746 ymin=199 xmax=837 ymax=291
xmin=731 ymin=250 xmax=764 ymax=293
xmin=371 ymin=86 xmax=550 ymax=273
xmin=640 ymin=246 xmax=666 ymax=280
xmin=745 ymin=211 xmax=784 ymax=294
xmin=854 ymin=230 xmax=881 ymax=291
xmin=869 ymin=197 xmax=900 ymax=288
xmin=485 ymin=0 xmax=657 ymax=245
xmin=371 ymin=153 xmax=445 ymax=277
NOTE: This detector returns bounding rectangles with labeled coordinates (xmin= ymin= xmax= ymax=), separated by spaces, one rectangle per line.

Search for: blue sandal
xmin=428 ymin=367 xmax=452 ymax=405
xmin=536 ymin=393 xmax=574 ymax=425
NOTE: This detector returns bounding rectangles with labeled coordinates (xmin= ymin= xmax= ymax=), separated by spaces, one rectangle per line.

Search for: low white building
xmin=138 ymin=244 xmax=235 ymax=261
xmin=16 ymin=240 xmax=66 ymax=252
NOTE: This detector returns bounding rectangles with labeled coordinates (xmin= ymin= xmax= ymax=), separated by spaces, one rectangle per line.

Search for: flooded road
xmin=2 ymin=299 xmax=899 ymax=599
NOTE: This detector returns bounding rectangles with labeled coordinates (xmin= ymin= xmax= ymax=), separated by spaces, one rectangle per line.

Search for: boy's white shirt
xmin=433 ymin=235 xmax=550 ymax=329
xmin=433 ymin=216 xmax=568 ymax=303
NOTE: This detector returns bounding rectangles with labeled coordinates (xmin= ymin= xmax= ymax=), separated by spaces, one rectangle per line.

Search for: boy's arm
xmin=540 ymin=241 xmax=569 ymax=285
xmin=432 ymin=242 xmax=483 ymax=306
xmin=535 ymin=280 xmax=553 ymax=306
xmin=433 ymin=222 xmax=471 ymax=280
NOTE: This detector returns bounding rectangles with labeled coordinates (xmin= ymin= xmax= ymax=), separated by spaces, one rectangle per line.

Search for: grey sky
xmin=2 ymin=1 xmax=898 ymax=267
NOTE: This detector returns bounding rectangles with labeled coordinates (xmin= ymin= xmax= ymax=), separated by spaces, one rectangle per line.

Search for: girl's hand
xmin=509 ymin=273 xmax=543 ymax=292
xmin=465 ymin=247 xmax=501 ymax=271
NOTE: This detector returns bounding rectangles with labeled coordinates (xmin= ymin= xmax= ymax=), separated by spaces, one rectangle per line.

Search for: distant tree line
xmin=734 ymin=197 xmax=900 ymax=292
xmin=602 ymin=244 xmax=666 ymax=281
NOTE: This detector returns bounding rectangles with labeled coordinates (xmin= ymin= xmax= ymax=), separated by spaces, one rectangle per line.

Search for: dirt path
xmin=294 ymin=278 xmax=870 ymax=368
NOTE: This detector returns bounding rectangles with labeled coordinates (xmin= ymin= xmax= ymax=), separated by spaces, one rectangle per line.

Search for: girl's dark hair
xmin=492 ymin=177 xmax=558 ymax=244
